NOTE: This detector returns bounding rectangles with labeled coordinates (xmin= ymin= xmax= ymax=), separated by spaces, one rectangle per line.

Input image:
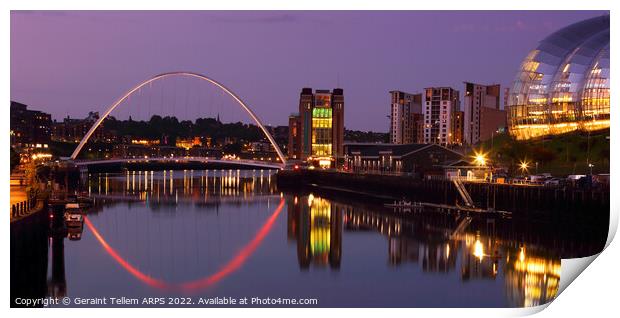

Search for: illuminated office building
xmin=507 ymin=15 xmax=610 ymax=140
xmin=10 ymin=101 xmax=52 ymax=149
xmin=288 ymin=88 xmax=344 ymax=167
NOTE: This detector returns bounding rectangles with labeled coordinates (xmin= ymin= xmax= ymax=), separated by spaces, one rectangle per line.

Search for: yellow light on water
xmin=473 ymin=239 xmax=484 ymax=260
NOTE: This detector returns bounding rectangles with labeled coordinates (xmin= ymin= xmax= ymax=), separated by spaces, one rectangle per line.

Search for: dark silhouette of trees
xmin=103 ymin=115 xmax=265 ymax=144
xmin=222 ymin=142 xmax=243 ymax=155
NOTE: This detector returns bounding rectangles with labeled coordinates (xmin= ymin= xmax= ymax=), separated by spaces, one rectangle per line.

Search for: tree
xmin=24 ymin=160 xmax=40 ymax=196
xmin=222 ymin=142 xmax=243 ymax=155
xmin=531 ymin=146 xmax=556 ymax=163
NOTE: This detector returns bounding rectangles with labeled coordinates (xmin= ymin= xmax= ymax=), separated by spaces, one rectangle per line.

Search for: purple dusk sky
xmin=11 ymin=10 xmax=608 ymax=131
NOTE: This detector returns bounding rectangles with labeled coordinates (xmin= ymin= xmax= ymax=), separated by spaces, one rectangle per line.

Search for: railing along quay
xmin=10 ymin=196 xmax=46 ymax=223
xmin=277 ymin=169 xmax=609 ymax=217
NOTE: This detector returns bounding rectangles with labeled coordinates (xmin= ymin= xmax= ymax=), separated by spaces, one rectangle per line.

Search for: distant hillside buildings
xmin=10 ymin=101 xmax=52 ymax=149
xmin=51 ymin=111 xmax=115 ymax=143
xmin=10 ymin=101 xmax=287 ymax=162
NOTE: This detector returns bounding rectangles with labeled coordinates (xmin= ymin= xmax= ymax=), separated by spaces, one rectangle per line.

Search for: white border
xmin=3 ymin=1 xmax=618 ymax=317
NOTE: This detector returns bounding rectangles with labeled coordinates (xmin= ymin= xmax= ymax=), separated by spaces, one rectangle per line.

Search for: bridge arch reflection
xmin=84 ymin=198 xmax=285 ymax=291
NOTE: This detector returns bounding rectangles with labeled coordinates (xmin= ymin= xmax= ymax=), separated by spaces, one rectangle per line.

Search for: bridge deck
xmin=73 ymin=157 xmax=283 ymax=169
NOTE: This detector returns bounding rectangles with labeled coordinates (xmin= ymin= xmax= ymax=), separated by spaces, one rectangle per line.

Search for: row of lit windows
xmin=312 ymin=127 xmax=332 ymax=145
xmin=312 ymin=107 xmax=333 ymax=118
xmin=312 ymin=143 xmax=332 ymax=157
xmin=312 ymin=117 xmax=332 ymax=129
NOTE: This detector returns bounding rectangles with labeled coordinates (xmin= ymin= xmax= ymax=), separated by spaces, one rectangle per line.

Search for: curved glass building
xmin=507 ymin=15 xmax=610 ymax=140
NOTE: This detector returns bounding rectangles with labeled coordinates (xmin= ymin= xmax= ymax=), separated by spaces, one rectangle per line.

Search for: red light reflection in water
xmin=84 ymin=198 xmax=285 ymax=292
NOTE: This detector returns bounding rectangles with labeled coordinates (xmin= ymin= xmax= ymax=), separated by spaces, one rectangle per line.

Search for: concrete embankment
xmin=10 ymin=199 xmax=50 ymax=307
xmin=276 ymin=169 xmax=609 ymax=220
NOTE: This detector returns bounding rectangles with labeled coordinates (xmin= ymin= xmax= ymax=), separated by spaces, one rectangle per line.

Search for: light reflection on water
xmin=60 ymin=170 xmax=561 ymax=307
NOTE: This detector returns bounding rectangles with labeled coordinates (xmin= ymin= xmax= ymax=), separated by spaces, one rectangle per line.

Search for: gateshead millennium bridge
xmin=68 ymin=71 xmax=286 ymax=170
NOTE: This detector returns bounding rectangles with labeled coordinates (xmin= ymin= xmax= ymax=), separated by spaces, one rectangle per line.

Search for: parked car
xmin=567 ymin=174 xmax=586 ymax=181
xmin=529 ymin=174 xmax=549 ymax=185
xmin=566 ymin=175 xmax=586 ymax=186
xmin=544 ymin=178 xmax=564 ymax=187
xmin=577 ymin=175 xmax=593 ymax=188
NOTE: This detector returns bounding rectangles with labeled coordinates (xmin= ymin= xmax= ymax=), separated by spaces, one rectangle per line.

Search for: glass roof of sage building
xmin=507 ymin=15 xmax=610 ymax=140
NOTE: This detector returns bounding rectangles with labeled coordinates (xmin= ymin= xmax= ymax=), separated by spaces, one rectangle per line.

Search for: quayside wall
xmin=277 ymin=170 xmax=609 ymax=220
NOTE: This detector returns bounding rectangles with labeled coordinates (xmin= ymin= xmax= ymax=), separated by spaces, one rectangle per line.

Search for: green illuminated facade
xmin=288 ymin=88 xmax=344 ymax=167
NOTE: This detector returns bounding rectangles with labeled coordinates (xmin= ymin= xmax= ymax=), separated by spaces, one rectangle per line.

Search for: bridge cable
xmin=160 ymin=80 xmax=164 ymax=121
xmin=184 ymin=77 xmax=190 ymax=123
xmin=149 ymin=81 xmax=153 ymax=121
xmin=172 ymin=77 xmax=177 ymax=121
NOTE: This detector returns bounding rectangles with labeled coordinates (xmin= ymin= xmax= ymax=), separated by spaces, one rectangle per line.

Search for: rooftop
xmin=345 ymin=143 xmax=463 ymax=158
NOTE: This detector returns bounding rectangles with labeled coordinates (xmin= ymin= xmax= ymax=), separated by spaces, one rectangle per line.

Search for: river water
xmin=14 ymin=169 xmax=607 ymax=307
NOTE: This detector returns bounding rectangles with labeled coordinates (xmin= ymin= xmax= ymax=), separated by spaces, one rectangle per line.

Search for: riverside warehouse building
xmin=343 ymin=143 xmax=463 ymax=177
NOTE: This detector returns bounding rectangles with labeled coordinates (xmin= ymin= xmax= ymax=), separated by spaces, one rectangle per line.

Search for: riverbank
xmin=277 ymin=169 xmax=609 ymax=220
xmin=479 ymin=129 xmax=610 ymax=176
xmin=10 ymin=195 xmax=50 ymax=307
xmin=10 ymin=186 xmax=48 ymax=223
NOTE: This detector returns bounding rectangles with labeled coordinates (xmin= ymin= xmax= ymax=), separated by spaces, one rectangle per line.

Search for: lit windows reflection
xmin=303 ymin=202 xmax=564 ymax=307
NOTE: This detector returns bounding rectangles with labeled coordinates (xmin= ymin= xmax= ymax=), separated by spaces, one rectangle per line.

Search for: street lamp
xmin=519 ymin=160 xmax=530 ymax=174
xmin=472 ymin=150 xmax=487 ymax=166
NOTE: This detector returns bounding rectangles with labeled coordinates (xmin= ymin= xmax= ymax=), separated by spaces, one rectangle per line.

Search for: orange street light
xmin=519 ymin=160 xmax=530 ymax=173
xmin=472 ymin=150 xmax=488 ymax=166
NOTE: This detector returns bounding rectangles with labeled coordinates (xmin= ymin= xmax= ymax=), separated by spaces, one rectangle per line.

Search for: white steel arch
xmin=70 ymin=72 xmax=286 ymax=166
